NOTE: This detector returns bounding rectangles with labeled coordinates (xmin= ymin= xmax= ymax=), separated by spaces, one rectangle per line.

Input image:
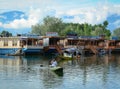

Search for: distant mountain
xmin=0 ymin=11 xmax=27 ymax=23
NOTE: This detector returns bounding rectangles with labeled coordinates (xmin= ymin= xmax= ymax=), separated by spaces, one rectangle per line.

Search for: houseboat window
xmin=38 ymin=40 xmax=43 ymax=46
xmin=12 ymin=40 xmax=17 ymax=46
xmin=110 ymin=42 xmax=115 ymax=46
xmin=20 ymin=40 xmax=26 ymax=47
xmin=4 ymin=40 xmax=8 ymax=46
xmin=49 ymin=38 xmax=57 ymax=45
xmin=27 ymin=39 xmax=32 ymax=45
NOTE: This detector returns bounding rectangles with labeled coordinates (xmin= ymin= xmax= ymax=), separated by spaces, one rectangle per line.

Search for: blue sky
xmin=0 ymin=0 xmax=120 ymax=35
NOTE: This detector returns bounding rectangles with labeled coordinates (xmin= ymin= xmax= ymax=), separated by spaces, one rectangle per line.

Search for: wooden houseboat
xmin=104 ymin=39 xmax=120 ymax=53
xmin=63 ymin=36 xmax=106 ymax=55
xmin=1 ymin=33 xmax=120 ymax=56
xmin=64 ymin=35 xmax=120 ymax=55
xmin=0 ymin=34 xmax=65 ymax=55
xmin=0 ymin=34 xmax=44 ymax=55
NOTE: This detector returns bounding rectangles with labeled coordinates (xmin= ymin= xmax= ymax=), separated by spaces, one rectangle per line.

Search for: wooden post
xmin=109 ymin=48 xmax=111 ymax=55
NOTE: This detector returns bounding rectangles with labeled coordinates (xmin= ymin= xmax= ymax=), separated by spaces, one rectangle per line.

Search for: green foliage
xmin=0 ymin=30 xmax=12 ymax=37
xmin=103 ymin=20 xmax=108 ymax=28
xmin=104 ymin=29 xmax=111 ymax=39
xmin=113 ymin=27 xmax=120 ymax=37
xmin=91 ymin=22 xmax=111 ymax=39
xmin=31 ymin=16 xmax=111 ymax=38
xmin=31 ymin=24 xmax=46 ymax=35
xmin=91 ymin=26 xmax=103 ymax=36
xmin=31 ymin=16 xmax=64 ymax=35
xmin=62 ymin=23 xmax=93 ymax=36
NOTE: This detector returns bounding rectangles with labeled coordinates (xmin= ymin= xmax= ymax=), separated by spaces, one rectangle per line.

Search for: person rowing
xmin=50 ymin=59 xmax=58 ymax=67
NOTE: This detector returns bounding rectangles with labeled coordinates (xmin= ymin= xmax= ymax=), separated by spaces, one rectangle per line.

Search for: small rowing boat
xmin=50 ymin=66 xmax=63 ymax=76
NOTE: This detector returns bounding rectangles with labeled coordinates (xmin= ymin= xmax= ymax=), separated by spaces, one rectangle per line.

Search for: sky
xmin=0 ymin=0 xmax=120 ymax=35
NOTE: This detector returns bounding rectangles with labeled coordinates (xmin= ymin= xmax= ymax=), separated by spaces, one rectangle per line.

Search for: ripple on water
xmin=0 ymin=55 xmax=120 ymax=89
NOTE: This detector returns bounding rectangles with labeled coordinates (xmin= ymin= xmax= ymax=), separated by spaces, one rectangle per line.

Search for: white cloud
xmin=4 ymin=19 xmax=28 ymax=29
xmin=55 ymin=5 xmax=109 ymax=25
xmin=109 ymin=4 xmax=120 ymax=15
xmin=0 ymin=0 xmax=54 ymax=13
xmin=0 ymin=22 xmax=3 ymax=26
xmin=54 ymin=3 xmax=120 ymax=25
xmin=2 ymin=8 xmax=43 ymax=29
xmin=0 ymin=0 xmax=120 ymax=30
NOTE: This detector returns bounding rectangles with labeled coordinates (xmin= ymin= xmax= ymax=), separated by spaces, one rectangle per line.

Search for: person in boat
xmin=50 ymin=59 xmax=58 ymax=67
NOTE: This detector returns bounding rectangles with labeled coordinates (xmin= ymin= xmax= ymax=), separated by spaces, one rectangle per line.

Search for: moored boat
xmin=0 ymin=34 xmax=44 ymax=55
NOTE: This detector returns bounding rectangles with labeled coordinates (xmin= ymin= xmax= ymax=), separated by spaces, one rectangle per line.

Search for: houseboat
xmin=0 ymin=34 xmax=65 ymax=55
xmin=63 ymin=35 xmax=106 ymax=55
xmin=43 ymin=36 xmax=65 ymax=54
xmin=0 ymin=34 xmax=44 ymax=55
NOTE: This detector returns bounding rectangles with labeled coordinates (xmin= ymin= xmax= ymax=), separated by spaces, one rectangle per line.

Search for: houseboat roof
xmin=0 ymin=35 xmax=42 ymax=40
xmin=42 ymin=36 xmax=65 ymax=39
xmin=17 ymin=34 xmax=42 ymax=39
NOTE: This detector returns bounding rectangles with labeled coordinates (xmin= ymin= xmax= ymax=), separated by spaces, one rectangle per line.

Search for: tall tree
xmin=113 ymin=27 xmax=120 ymax=38
xmin=31 ymin=16 xmax=64 ymax=36
xmin=31 ymin=17 xmax=111 ymax=38
xmin=91 ymin=26 xmax=103 ymax=36
xmin=0 ymin=30 xmax=12 ymax=37
xmin=31 ymin=24 xmax=46 ymax=35
xmin=103 ymin=20 xmax=108 ymax=28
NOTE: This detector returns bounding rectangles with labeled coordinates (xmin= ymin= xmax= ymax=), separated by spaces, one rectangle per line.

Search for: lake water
xmin=0 ymin=54 xmax=120 ymax=89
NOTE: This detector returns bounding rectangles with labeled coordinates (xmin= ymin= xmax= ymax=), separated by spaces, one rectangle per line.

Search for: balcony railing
xmin=23 ymin=45 xmax=43 ymax=49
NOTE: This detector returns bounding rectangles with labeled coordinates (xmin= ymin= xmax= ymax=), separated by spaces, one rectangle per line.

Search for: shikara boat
xmin=50 ymin=66 xmax=63 ymax=76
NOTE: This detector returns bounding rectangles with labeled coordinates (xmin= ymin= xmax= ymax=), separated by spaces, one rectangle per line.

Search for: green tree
xmin=31 ymin=24 xmax=46 ymax=35
xmin=103 ymin=20 xmax=108 ymax=28
xmin=91 ymin=21 xmax=111 ymax=39
xmin=31 ymin=17 xmax=111 ymax=38
xmin=104 ymin=29 xmax=111 ymax=39
xmin=113 ymin=27 xmax=120 ymax=38
xmin=83 ymin=23 xmax=92 ymax=36
xmin=62 ymin=24 xmax=71 ymax=36
xmin=91 ymin=26 xmax=103 ymax=36
xmin=0 ymin=30 xmax=12 ymax=37
xmin=31 ymin=16 xmax=64 ymax=36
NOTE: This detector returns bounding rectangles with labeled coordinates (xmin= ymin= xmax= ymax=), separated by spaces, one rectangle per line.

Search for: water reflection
xmin=0 ymin=54 xmax=120 ymax=89
xmin=60 ymin=54 xmax=120 ymax=89
xmin=0 ymin=56 xmax=22 ymax=66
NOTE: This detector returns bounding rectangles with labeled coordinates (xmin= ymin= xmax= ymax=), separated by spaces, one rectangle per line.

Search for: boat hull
xmin=23 ymin=48 xmax=43 ymax=55
xmin=50 ymin=67 xmax=63 ymax=76
xmin=0 ymin=48 xmax=19 ymax=55
xmin=0 ymin=48 xmax=43 ymax=55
